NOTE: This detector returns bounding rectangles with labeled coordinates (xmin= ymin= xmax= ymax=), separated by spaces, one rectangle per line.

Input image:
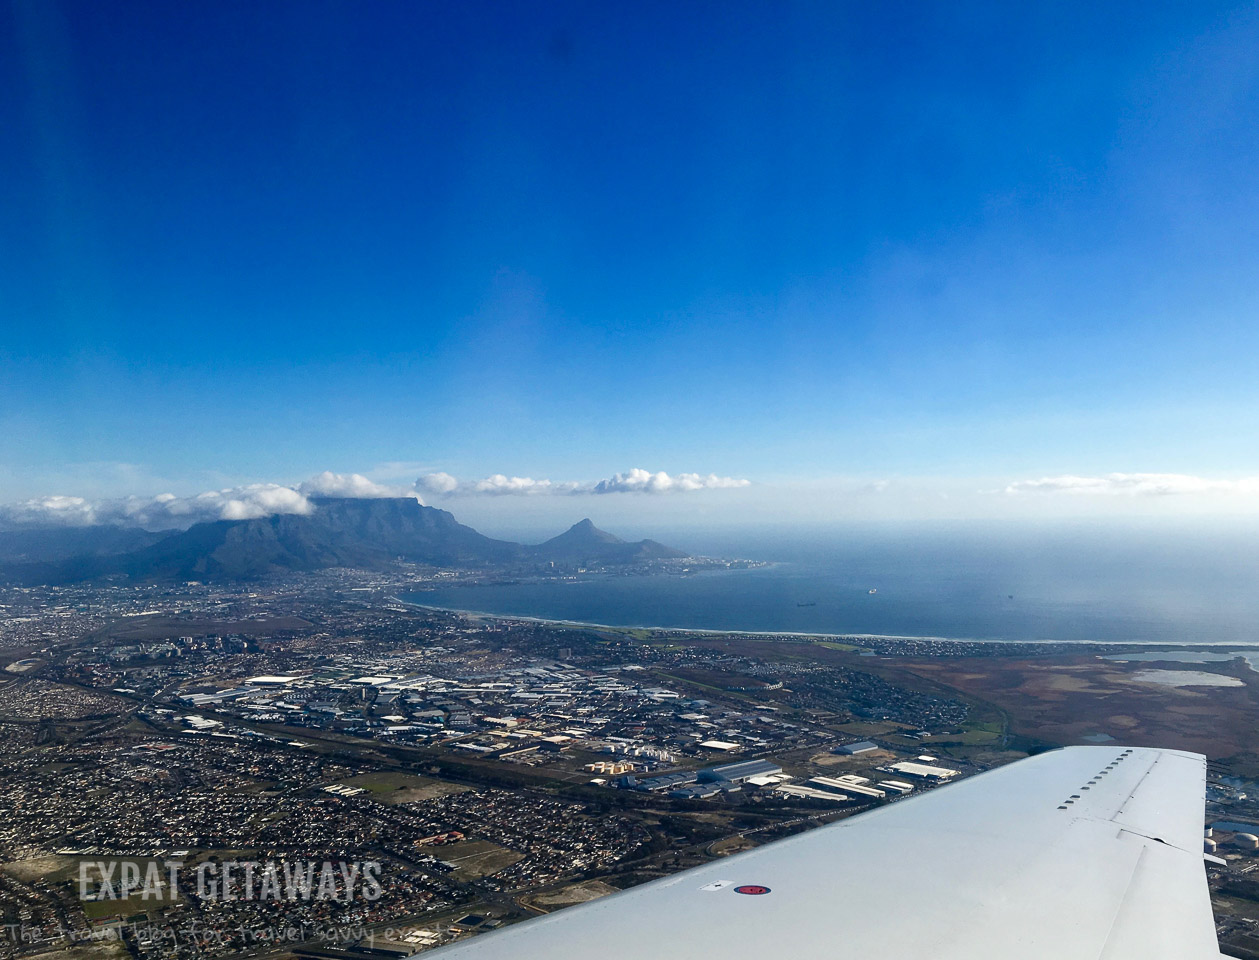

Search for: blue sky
xmin=4 ymin=1 xmax=1259 ymax=528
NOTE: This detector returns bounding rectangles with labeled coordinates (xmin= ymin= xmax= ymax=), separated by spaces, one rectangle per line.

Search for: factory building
xmin=886 ymin=761 xmax=960 ymax=780
xmin=878 ymin=780 xmax=914 ymax=795
xmin=698 ymin=758 xmax=783 ymax=783
xmin=834 ymin=741 xmax=878 ymax=755
xmin=809 ymin=776 xmax=885 ymax=799
xmin=806 ymin=776 xmax=851 ymax=795
xmin=633 ymin=770 xmax=699 ymax=792
xmin=776 ymin=784 xmax=847 ymax=803
xmin=745 ymin=773 xmax=792 ymax=787
xmin=671 ymin=780 xmax=746 ymax=799
xmin=669 ymin=784 xmax=724 ymax=799
xmin=627 ymin=759 xmax=783 ymax=795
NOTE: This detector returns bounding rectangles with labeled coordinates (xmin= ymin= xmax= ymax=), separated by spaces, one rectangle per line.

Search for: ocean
xmin=403 ymin=522 xmax=1259 ymax=644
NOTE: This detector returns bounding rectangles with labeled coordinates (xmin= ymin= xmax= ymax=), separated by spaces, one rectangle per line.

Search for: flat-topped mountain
xmin=0 ymin=499 xmax=687 ymax=584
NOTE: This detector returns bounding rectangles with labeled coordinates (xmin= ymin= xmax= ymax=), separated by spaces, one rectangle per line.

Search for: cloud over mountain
xmin=0 ymin=496 xmax=101 ymax=527
xmin=415 ymin=472 xmax=459 ymax=496
xmin=0 ymin=466 xmax=749 ymax=529
xmin=0 ymin=484 xmax=316 ymax=529
xmin=0 ymin=473 xmax=417 ymax=531
xmin=1005 ymin=473 xmax=1259 ymax=496
xmin=415 ymin=467 xmax=750 ymax=497
xmin=298 ymin=471 xmax=415 ymax=499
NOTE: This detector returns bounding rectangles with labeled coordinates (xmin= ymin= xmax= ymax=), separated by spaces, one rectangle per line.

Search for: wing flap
xmin=1099 ymin=837 xmax=1220 ymax=959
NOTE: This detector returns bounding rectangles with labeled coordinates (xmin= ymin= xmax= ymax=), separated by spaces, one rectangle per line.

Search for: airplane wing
xmin=425 ymin=746 xmax=1219 ymax=959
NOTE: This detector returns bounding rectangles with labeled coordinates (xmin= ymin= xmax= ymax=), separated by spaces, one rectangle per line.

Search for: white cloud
xmin=298 ymin=471 xmax=416 ymax=500
xmin=1005 ymin=473 xmax=1259 ymax=497
xmin=101 ymin=484 xmax=316 ymax=528
xmin=0 ymin=466 xmax=753 ymax=529
xmin=471 ymin=475 xmax=580 ymax=496
xmin=415 ymin=467 xmax=751 ymax=497
xmin=0 ymin=471 xmax=421 ymax=531
xmin=416 ymin=472 xmax=460 ymax=496
xmin=204 ymin=484 xmax=314 ymax=520
xmin=0 ymin=484 xmax=317 ymax=529
xmin=591 ymin=468 xmax=751 ymax=494
xmin=0 ymin=495 xmax=100 ymax=527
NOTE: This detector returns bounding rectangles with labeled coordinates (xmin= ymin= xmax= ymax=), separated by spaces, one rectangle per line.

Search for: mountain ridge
xmin=0 ymin=498 xmax=686 ymax=585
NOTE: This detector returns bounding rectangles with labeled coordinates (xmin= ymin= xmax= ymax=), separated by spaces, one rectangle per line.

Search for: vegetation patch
xmin=344 ymin=771 xmax=470 ymax=802
xmin=441 ymin=840 xmax=524 ymax=880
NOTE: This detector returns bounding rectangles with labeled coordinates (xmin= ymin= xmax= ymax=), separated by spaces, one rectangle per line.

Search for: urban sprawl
xmin=2 ymin=571 xmax=1259 ymax=960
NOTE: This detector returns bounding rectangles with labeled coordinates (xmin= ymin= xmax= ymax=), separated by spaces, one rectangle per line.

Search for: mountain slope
xmin=0 ymin=525 xmax=169 ymax=563
xmin=113 ymin=498 xmax=523 ymax=579
xmin=533 ymin=518 xmax=686 ymax=563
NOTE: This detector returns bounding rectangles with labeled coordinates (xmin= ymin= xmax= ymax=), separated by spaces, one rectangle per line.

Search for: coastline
xmin=390 ymin=595 xmax=1259 ymax=649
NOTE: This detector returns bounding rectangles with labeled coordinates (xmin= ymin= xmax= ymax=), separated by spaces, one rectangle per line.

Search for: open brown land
xmin=683 ymin=635 xmax=1259 ymax=764
xmin=896 ymin=653 xmax=1259 ymax=758
xmin=442 ymin=840 xmax=525 ymax=880
xmin=523 ymin=880 xmax=619 ymax=911
xmin=664 ymin=666 xmax=779 ymax=690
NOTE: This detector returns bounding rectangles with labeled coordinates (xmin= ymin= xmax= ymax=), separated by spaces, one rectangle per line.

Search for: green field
xmin=82 ymin=896 xmax=161 ymax=921
xmin=3 ymin=856 xmax=78 ymax=883
xmin=343 ymin=771 xmax=470 ymax=802
xmin=835 ymin=721 xmax=906 ymax=736
xmin=924 ymin=720 xmax=1003 ymax=746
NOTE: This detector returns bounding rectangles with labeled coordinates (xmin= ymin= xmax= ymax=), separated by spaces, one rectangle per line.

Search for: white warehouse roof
xmin=889 ymin=761 xmax=960 ymax=780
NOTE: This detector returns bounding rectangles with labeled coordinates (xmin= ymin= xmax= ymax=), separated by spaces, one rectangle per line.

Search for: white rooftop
xmin=890 ymin=761 xmax=960 ymax=779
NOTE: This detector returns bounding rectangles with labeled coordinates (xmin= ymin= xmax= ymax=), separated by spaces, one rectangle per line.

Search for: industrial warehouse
xmin=610 ymin=744 xmax=965 ymax=806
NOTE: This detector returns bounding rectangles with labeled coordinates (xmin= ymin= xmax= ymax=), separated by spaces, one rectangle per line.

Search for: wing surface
xmin=427 ymin=746 xmax=1218 ymax=959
